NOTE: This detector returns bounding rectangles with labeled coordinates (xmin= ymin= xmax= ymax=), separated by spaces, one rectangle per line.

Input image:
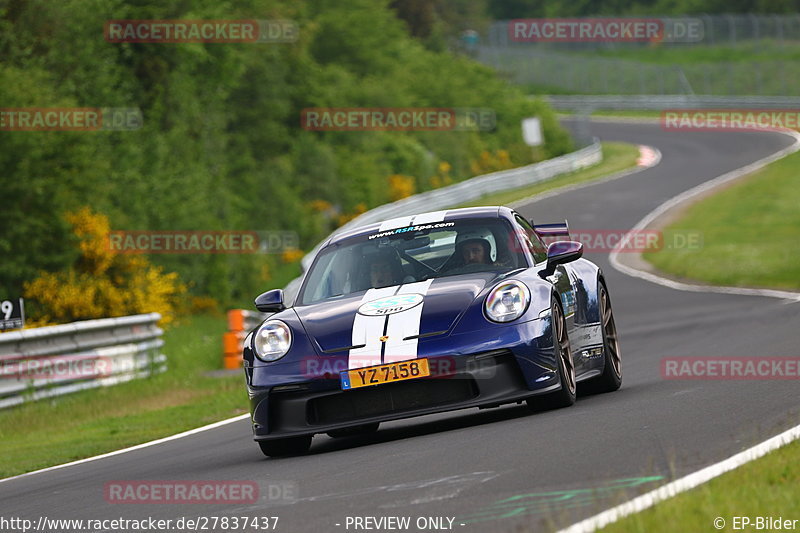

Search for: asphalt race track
xmin=2 ymin=121 xmax=799 ymax=532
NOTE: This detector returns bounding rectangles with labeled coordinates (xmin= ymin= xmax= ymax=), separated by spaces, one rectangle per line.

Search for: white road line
xmin=0 ymin=413 xmax=251 ymax=484
xmin=555 ymin=422 xmax=800 ymax=533
xmin=609 ymin=129 xmax=800 ymax=302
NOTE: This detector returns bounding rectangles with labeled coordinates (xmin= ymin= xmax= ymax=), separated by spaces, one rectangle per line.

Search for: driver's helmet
xmin=455 ymin=227 xmax=496 ymax=263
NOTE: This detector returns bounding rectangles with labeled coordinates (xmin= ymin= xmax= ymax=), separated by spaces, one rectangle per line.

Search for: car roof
xmin=326 ymin=206 xmax=515 ymax=246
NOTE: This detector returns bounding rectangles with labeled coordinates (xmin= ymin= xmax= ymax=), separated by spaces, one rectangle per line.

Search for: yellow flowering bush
xmin=429 ymin=160 xmax=453 ymax=189
xmin=470 ymin=149 xmax=513 ymax=175
xmin=308 ymin=199 xmax=333 ymax=212
xmin=280 ymin=248 xmax=306 ymax=264
xmin=336 ymin=203 xmax=367 ymax=227
xmin=23 ymin=208 xmax=186 ymax=326
xmin=388 ymin=174 xmax=416 ymax=201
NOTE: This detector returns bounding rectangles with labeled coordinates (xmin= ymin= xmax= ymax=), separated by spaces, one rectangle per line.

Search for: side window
xmin=514 ymin=215 xmax=548 ymax=264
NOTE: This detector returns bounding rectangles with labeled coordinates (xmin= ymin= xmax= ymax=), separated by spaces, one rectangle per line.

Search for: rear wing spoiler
xmin=532 ymin=220 xmax=570 ymax=239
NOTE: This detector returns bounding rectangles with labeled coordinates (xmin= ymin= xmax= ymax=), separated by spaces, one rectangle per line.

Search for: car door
xmin=513 ymin=215 xmax=585 ymax=374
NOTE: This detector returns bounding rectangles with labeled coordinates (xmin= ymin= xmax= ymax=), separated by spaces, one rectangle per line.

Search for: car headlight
xmin=484 ymin=281 xmax=530 ymax=323
xmin=253 ymin=320 xmax=292 ymax=361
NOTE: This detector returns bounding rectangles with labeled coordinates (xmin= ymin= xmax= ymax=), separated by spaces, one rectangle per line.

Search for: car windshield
xmin=299 ymin=217 xmax=527 ymax=305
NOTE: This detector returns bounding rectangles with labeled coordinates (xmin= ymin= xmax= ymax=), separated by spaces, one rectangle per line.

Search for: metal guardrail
xmin=281 ymin=138 xmax=603 ymax=303
xmin=545 ymin=95 xmax=800 ymax=111
xmin=0 ymin=313 xmax=165 ymax=409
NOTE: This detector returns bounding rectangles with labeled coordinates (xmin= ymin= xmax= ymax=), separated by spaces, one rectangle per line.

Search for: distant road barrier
xmin=0 ymin=313 xmax=165 ymax=409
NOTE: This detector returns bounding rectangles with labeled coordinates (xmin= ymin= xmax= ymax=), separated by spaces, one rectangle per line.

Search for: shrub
xmin=23 ymin=208 xmax=186 ymax=326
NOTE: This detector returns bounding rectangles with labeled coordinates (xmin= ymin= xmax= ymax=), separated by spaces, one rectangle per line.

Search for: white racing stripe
xmin=348 ymin=279 xmax=436 ymax=369
xmin=383 ymin=279 xmax=434 ymax=364
xmin=349 ymin=286 xmax=400 ymax=369
xmin=378 ymin=216 xmax=415 ymax=231
xmin=410 ymin=210 xmax=449 ymax=225
xmin=377 ymin=210 xmax=449 ymax=231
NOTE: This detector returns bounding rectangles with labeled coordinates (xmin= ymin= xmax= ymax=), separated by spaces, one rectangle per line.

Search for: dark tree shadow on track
xmin=259 ymin=385 xmax=641 ymax=459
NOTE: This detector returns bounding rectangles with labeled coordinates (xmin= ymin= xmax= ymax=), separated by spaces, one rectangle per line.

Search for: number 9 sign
xmin=0 ymin=298 xmax=24 ymax=330
xmin=1 ymin=300 xmax=12 ymax=320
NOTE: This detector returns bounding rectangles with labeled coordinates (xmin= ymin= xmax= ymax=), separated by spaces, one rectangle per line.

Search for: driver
xmin=361 ymin=248 xmax=412 ymax=289
xmin=369 ymin=257 xmax=396 ymax=287
xmin=455 ymin=229 xmax=495 ymax=266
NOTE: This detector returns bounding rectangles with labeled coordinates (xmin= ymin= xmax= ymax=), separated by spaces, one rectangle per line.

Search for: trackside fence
xmin=0 ymin=313 xmax=165 ymax=409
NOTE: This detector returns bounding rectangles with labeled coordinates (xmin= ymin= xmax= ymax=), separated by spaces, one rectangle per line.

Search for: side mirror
xmin=546 ymin=241 xmax=583 ymax=268
xmin=255 ymin=289 xmax=285 ymax=313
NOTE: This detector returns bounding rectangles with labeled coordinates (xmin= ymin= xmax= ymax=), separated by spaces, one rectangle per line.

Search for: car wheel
xmin=585 ymin=281 xmax=622 ymax=393
xmin=528 ymin=295 xmax=576 ymax=411
xmin=326 ymin=423 xmax=380 ymax=439
xmin=258 ymin=435 xmax=312 ymax=457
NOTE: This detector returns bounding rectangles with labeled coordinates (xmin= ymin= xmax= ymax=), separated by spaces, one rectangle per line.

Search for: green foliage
xmin=0 ymin=0 xmax=571 ymax=306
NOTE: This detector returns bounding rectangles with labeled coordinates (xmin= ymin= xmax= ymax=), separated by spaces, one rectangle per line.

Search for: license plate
xmin=341 ymin=359 xmax=430 ymax=390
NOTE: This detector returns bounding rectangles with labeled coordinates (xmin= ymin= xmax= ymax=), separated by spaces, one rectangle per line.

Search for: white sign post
xmin=522 ymin=117 xmax=543 ymax=146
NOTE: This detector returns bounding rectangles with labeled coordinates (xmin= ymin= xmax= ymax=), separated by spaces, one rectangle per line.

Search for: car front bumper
xmin=247 ymin=346 xmax=562 ymax=440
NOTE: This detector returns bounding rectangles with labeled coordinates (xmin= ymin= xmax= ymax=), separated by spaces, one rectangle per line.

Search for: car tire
xmin=326 ymin=423 xmax=380 ymax=439
xmin=584 ymin=281 xmax=622 ymax=394
xmin=258 ymin=435 xmax=312 ymax=457
xmin=527 ymin=295 xmax=577 ymax=411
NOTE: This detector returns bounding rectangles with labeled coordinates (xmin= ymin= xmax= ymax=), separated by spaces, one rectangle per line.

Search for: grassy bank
xmin=601 ymin=438 xmax=800 ymax=533
xmin=0 ymin=314 xmax=248 ymax=478
xmin=644 ymin=150 xmax=800 ymax=290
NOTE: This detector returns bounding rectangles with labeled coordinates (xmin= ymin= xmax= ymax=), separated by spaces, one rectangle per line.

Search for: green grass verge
xmin=0 ymin=142 xmax=640 ymax=479
xmin=600 ymin=438 xmax=800 ymax=533
xmin=0 ymin=314 xmax=249 ymax=479
xmin=644 ymin=150 xmax=800 ymax=290
xmin=514 ymin=41 xmax=800 ymax=96
xmin=458 ymin=142 xmax=641 ymax=208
